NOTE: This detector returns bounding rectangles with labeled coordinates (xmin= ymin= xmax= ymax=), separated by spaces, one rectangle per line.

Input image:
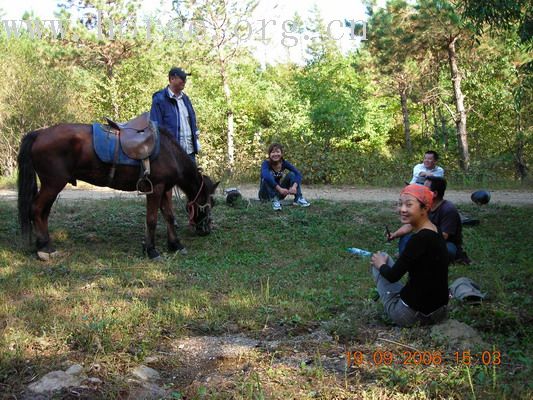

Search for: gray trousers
xmin=372 ymin=253 xmax=447 ymax=327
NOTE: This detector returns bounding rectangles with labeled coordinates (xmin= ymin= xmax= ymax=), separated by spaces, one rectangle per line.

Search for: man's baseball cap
xmin=168 ymin=67 xmax=191 ymax=80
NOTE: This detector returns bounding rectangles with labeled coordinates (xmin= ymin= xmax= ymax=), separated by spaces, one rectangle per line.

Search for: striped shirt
xmin=167 ymin=87 xmax=194 ymax=154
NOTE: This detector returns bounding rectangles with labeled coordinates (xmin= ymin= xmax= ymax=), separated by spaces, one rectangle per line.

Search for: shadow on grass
xmin=0 ymin=198 xmax=531 ymax=398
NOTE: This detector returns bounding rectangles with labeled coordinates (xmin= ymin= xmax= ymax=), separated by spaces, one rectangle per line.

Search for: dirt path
xmin=1 ymin=184 xmax=531 ymax=205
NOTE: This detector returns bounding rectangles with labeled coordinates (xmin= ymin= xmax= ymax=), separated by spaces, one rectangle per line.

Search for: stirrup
xmin=136 ymin=176 xmax=153 ymax=195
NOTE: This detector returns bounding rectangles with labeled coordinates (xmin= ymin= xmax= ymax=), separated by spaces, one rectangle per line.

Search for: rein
xmin=186 ymin=176 xmax=211 ymax=226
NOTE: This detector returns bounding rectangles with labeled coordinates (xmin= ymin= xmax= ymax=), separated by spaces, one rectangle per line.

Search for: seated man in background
xmin=388 ymin=176 xmax=471 ymax=264
xmin=410 ymin=150 xmax=444 ymax=185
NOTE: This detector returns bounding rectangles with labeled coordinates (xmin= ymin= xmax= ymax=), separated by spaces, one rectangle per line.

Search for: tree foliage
xmin=0 ymin=0 xmax=530 ymax=184
xmin=460 ymin=0 xmax=532 ymax=47
xmin=0 ymin=34 xmax=84 ymax=175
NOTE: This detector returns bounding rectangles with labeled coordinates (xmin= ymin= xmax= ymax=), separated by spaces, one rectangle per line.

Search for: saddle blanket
xmin=92 ymin=123 xmax=160 ymax=166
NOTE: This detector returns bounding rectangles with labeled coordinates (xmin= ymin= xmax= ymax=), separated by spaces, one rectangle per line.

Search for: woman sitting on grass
xmin=258 ymin=143 xmax=310 ymax=211
xmin=370 ymin=184 xmax=449 ymax=327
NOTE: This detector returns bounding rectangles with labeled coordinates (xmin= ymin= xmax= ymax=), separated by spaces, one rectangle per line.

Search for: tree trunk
xmin=447 ymin=35 xmax=469 ymax=171
xmin=422 ymin=104 xmax=429 ymax=138
xmin=514 ymin=138 xmax=528 ymax=180
xmin=219 ymin=62 xmax=235 ymax=171
xmin=514 ymin=96 xmax=528 ymax=180
xmin=438 ymin=107 xmax=448 ymax=150
xmin=398 ymin=80 xmax=412 ymax=153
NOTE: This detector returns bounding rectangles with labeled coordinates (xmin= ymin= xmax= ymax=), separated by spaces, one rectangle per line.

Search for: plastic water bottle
xmin=346 ymin=247 xmax=372 ymax=257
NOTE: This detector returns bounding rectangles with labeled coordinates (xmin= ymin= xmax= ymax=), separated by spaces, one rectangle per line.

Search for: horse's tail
xmin=17 ymin=131 xmax=39 ymax=238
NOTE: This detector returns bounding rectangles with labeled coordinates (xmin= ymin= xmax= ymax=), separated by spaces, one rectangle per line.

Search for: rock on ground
xmin=27 ymin=364 xmax=85 ymax=394
xmin=131 ymin=365 xmax=161 ymax=381
xmin=431 ymin=319 xmax=488 ymax=350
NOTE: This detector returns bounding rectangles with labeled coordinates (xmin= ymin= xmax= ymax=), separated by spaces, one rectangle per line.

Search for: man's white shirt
xmin=410 ymin=163 xmax=445 ymax=184
xmin=168 ymin=88 xmax=194 ymax=154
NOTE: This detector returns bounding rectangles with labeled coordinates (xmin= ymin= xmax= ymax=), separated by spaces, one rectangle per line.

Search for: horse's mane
xmin=159 ymin=127 xmax=185 ymax=155
xmin=158 ymin=127 xmax=200 ymax=175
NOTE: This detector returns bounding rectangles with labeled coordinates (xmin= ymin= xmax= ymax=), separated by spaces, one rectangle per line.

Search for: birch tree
xmin=172 ymin=0 xmax=258 ymax=173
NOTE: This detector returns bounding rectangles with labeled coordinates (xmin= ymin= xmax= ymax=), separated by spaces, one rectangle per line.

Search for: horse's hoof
xmin=168 ymin=240 xmax=185 ymax=253
xmin=36 ymin=250 xmax=59 ymax=261
xmin=146 ymin=247 xmax=161 ymax=260
xmin=179 ymin=248 xmax=188 ymax=256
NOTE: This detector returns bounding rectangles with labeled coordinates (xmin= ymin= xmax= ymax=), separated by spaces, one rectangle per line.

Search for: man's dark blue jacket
xmin=150 ymin=87 xmax=199 ymax=154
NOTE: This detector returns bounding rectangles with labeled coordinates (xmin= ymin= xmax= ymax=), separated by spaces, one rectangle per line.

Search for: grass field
xmin=0 ymin=196 xmax=531 ymax=399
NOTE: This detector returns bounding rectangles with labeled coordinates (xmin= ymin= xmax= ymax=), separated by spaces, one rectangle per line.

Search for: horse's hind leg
xmin=160 ymin=190 xmax=187 ymax=255
xmin=33 ymin=182 xmax=65 ymax=260
xmin=144 ymin=188 xmax=164 ymax=260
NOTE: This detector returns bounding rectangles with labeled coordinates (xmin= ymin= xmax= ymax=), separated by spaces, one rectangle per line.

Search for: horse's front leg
xmin=144 ymin=187 xmax=164 ymax=260
xmin=160 ymin=189 xmax=187 ymax=255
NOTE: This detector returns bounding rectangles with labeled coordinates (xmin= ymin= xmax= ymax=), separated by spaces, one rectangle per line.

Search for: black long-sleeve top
xmin=379 ymin=229 xmax=449 ymax=314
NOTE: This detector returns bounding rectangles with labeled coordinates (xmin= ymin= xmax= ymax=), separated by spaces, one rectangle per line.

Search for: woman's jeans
xmin=372 ymin=253 xmax=447 ymax=327
xmin=258 ymin=171 xmax=302 ymax=201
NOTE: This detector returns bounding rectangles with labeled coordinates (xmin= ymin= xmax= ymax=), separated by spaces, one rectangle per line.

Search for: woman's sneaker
xmin=293 ymin=197 xmax=310 ymax=207
xmin=272 ymin=199 xmax=282 ymax=211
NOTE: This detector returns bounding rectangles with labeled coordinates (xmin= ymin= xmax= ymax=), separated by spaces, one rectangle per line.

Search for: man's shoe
xmin=293 ymin=197 xmax=311 ymax=207
xmin=455 ymin=255 xmax=472 ymax=265
xmin=272 ymin=199 xmax=282 ymax=211
xmin=454 ymin=249 xmax=472 ymax=265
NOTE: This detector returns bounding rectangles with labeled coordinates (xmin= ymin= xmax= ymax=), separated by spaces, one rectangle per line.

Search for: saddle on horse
xmin=105 ymin=112 xmax=158 ymax=194
xmin=106 ymin=112 xmax=157 ymax=160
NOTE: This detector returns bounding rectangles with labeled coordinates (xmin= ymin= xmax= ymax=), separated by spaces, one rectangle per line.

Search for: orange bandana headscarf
xmin=401 ymin=184 xmax=434 ymax=209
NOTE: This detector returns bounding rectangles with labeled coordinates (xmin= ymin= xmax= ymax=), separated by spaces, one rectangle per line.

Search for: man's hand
xmin=385 ymin=225 xmax=393 ymax=242
xmin=389 ymin=224 xmax=413 ymax=241
xmin=386 ymin=231 xmax=394 ymax=241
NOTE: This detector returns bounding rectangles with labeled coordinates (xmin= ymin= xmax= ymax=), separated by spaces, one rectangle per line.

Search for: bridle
xmin=187 ymin=176 xmax=211 ymax=227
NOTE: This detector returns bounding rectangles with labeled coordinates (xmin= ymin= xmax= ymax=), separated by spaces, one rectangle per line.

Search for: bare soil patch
xmin=1 ymin=184 xmax=531 ymax=205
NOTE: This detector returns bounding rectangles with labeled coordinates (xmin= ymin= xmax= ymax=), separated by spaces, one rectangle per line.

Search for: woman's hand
xmin=288 ymin=184 xmax=298 ymax=195
xmin=276 ymin=186 xmax=289 ymax=197
xmin=371 ymin=252 xmax=387 ymax=269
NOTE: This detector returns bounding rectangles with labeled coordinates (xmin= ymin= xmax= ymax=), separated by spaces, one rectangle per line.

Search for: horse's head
xmin=187 ymin=174 xmax=219 ymax=236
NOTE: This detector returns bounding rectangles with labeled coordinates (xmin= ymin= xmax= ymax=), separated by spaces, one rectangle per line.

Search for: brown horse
xmin=17 ymin=124 xmax=218 ymax=260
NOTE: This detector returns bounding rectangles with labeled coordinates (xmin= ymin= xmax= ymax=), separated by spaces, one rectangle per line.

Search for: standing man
xmin=410 ymin=150 xmax=444 ymax=185
xmin=150 ymin=67 xmax=200 ymax=163
xmin=150 ymin=67 xmax=200 ymax=233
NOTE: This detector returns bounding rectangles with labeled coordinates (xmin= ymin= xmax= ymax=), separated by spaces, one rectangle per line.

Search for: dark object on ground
xmin=454 ymin=249 xmax=472 ymax=265
xmin=369 ymin=287 xmax=380 ymax=302
xmin=449 ymin=277 xmax=486 ymax=303
xmin=471 ymin=190 xmax=491 ymax=205
xmin=454 ymin=254 xmax=472 ymax=265
xmin=225 ymin=188 xmax=242 ymax=206
xmin=461 ymin=216 xmax=480 ymax=226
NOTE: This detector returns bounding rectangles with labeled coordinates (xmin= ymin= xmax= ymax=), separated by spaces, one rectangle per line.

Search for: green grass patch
xmin=0 ymin=197 xmax=531 ymax=398
xmin=0 ymin=174 xmax=16 ymax=190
